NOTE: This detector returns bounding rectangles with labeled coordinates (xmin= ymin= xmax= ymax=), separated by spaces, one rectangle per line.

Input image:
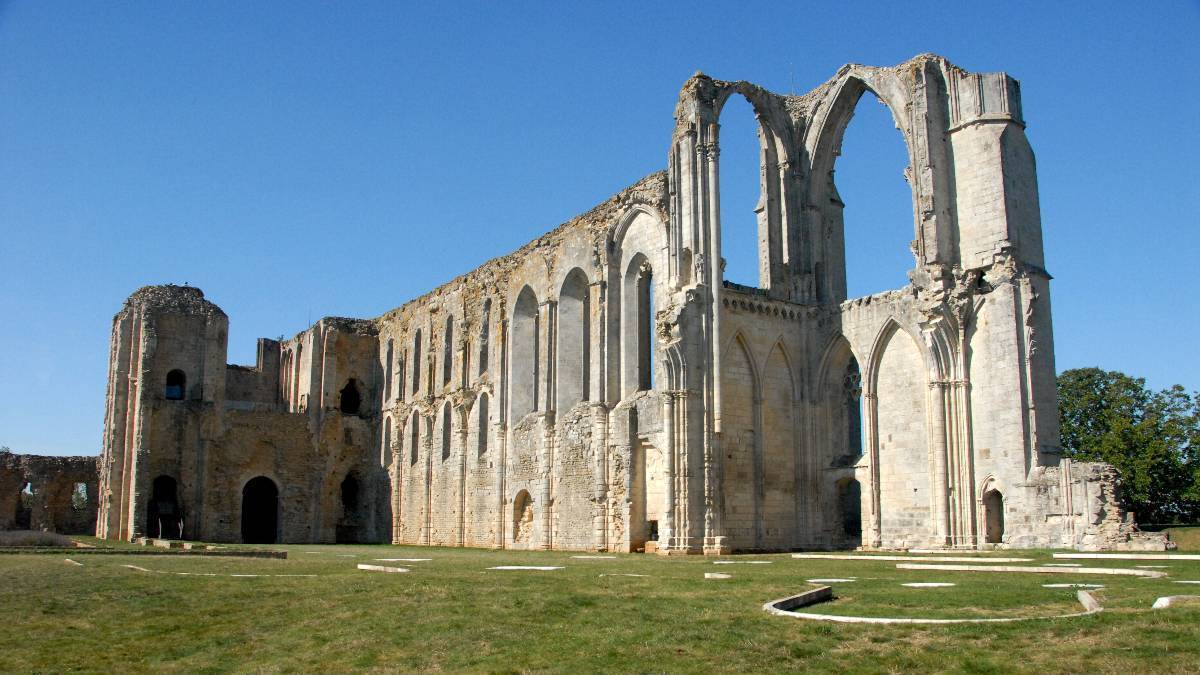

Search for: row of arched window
xmin=381 ymin=393 xmax=491 ymax=468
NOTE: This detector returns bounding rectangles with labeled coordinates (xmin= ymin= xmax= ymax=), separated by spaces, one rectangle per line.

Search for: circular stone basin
xmin=807 ymin=578 xmax=855 ymax=583
xmin=1042 ymin=583 xmax=1104 ymax=589
xmin=901 ymin=582 xmax=956 ymax=588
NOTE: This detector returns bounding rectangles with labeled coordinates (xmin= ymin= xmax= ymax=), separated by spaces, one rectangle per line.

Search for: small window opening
xmin=412 ymin=330 xmax=423 ymax=396
xmin=647 ymin=519 xmax=659 ymax=542
xmin=71 ymin=483 xmax=88 ymax=511
xmin=410 ymin=412 xmax=420 ymax=465
xmin=441 ymin=403 xmax=452 ymax=461
xmin=477 ymin=394 xmax=489 ymax=457
xmin=443 ymin=315 xmax=455 ymax=386
xmin=637 ymin=265 xmax=654 ymax=391
xmin=339 ymin=379 xmax=362 ymax=415
xmin=165 ymin=369 xmax=186 ymax=400
xmin=478 ymin=299 xmax=491 ymax=376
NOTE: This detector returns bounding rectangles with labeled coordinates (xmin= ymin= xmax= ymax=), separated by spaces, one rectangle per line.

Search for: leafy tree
xmin=1057 ymin=368 xmax=1200 ymax=523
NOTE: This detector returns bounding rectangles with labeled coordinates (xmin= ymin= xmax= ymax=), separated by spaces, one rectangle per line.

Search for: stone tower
xmin=96 ymin=285 xmax=228 ymax=540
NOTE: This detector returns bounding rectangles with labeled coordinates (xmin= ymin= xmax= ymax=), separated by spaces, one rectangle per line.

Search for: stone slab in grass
xmin=792 ymin=554 xmax=1032 ymax=563
xmin=1053 ymin=553 xmax=1200 ymax=561
xmin=1152 ymin=595 xmax=1200 ymax=609
xmin=357 ymin=564 xmax=409 ymax=573
xmin=488 ymin=566 xmax=563 ymax=571
xmin=907 ymin=549 xmax=996 ymax=555
xmin=765 ymin=588 xmax=1103 ymax=624
xmin=599 ymin=573 xmax=649 ymax=577
xmin=713 ymin=560 xmax=772 ymax=564
xmin=896 ymin=563 xmax=1166 ymax=577
xmin=1044 ymin=583 xmax=1104 ymax=588
xmin=807 ymin=578 xmax=855 ymax=583
xmin=375 ymin=558 xmax=431 ymax=562
xmin=705 ymin=572 xmax=732 ymax=579
xmin=902 ymin=582 xmax=956 ymax=588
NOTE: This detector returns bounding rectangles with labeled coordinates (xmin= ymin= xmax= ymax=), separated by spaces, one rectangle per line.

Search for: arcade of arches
xmin=92 ymin=55 xmax=1167 ymax=552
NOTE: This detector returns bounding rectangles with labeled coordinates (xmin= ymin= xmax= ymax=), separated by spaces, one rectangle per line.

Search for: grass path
xmin=6 ymin=544 xmax=1200 ymax=672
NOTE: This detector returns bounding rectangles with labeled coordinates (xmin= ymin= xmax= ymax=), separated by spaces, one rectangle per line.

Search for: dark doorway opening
xmin=838 ymin=478 xmax=862 ymax=549
xmin=15 ymin=482 xmax=32 ymax=529
xmin=241 ymin=476 xmax=279 ymax=544
xmin=337 ymin=474 xmax=361 ymax=544
xmin=147 ymin=475 xmax=182 ymax=539
xmin=147 ymin=473 xmax=181 ymax=535
xmin=983 ymin=489 xmax=1005 ymax=544
xmin=339 ymin=379 xmax=362 ymax=415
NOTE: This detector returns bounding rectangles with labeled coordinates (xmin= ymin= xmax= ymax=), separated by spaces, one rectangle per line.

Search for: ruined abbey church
xmin=95 ymin=55 xmax=1162 ymax=553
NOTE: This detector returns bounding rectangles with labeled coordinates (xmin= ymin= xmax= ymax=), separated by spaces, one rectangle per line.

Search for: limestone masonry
xmin=91 ymin=55 xmax=1167 ymax=552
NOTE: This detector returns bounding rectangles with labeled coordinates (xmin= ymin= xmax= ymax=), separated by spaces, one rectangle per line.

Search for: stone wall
xmin=0 ymin=452 xmax=98 ymax=534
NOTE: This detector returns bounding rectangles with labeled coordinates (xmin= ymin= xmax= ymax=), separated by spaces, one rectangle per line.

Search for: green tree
xmin=1057 ymin=368 xmax=1199 ymax=523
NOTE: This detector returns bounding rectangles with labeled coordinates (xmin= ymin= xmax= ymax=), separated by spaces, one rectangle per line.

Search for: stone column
xmin=661 ymin=391 xmax=676 ymax=551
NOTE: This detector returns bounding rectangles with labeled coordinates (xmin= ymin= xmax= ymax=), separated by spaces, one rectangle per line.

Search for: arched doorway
xmin=337 ymin=474 xmax=361 ymax=544
xmin=512 ymin=490 xmax=533 ymax=548
xmin=983 ymin=489 xmax=1005 ymax=544
xmin=837 ymin=478 xmax=862 ymax=549
xmin=146 ymin=475 xmax=181 ymax=539
xmin=241 ymin=477 xmax=279 ymax=544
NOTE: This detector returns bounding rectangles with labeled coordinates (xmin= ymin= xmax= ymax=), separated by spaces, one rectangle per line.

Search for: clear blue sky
xmin=2 ymin=1 xmax=1197 ymax=456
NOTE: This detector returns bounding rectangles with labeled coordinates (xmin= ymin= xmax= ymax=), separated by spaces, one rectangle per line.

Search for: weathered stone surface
xmin=91 ymin=54 xmax=1163 ymax=552
xmin=0 ymin=451 xmax=97 ymax=534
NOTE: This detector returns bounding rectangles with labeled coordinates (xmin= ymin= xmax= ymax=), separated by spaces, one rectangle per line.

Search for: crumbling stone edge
xmin=762 ymin=587 xmax=1103 ymax=624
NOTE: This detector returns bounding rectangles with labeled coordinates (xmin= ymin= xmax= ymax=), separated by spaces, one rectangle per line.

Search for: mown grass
xmin=1164 ymin=526 xmax=1200 ymax=551
xmin=6 ymin=543 xmax=1200 ymax=673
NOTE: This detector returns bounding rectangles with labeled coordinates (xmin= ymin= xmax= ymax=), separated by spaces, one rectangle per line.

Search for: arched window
xmin=718 ymin=94 xmax=766 ymax=288
xmin=409 ymin=411 xmax=420 ymax=466
xmin=844 ymin=357 xmax=863 ymax=459
xmin=441 ymin=402 xmax=452 ymax=462
xmin=165 ymin=369 xmax=186 ymax=400
xmin=293 ymin=344 xmax=303 ymax=408
xmin=510 ymin=286 xmax=539 ymax=419
xmin=381 ymin=416 xmax=392 ymax=467
xmin=830 ymin=88 xmax=914 ymax=300
xmin=476 ymin=393 xmax=489 ymax=456
xmin=397 ymin=353 xmax=406 ymax=402
xmin=443 ymin=315 xmax=454 ymax=386
xmin=624 ymin=257 xmax=652 ymax=393
xmin=339 ymin=379 xmax=361 ymax=415
xmin=384 ymin=340 xmax=394 ymax=403
xmin=621 ymin=255 xmax=655 ymax=396
xmin=556 ymin=269 xmax=590 ymax=412
xmin=411 ymin=330 xmax=422 ymax=396
xmin=478 ymin=299 xmax=491 ymax=376
xmin=637 ymin=265 xmax=653 ymax=391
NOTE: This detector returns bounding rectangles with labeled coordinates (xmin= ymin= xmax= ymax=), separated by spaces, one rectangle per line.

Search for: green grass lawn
xmin=6 ymin=542 xmax=1200 ymax=673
